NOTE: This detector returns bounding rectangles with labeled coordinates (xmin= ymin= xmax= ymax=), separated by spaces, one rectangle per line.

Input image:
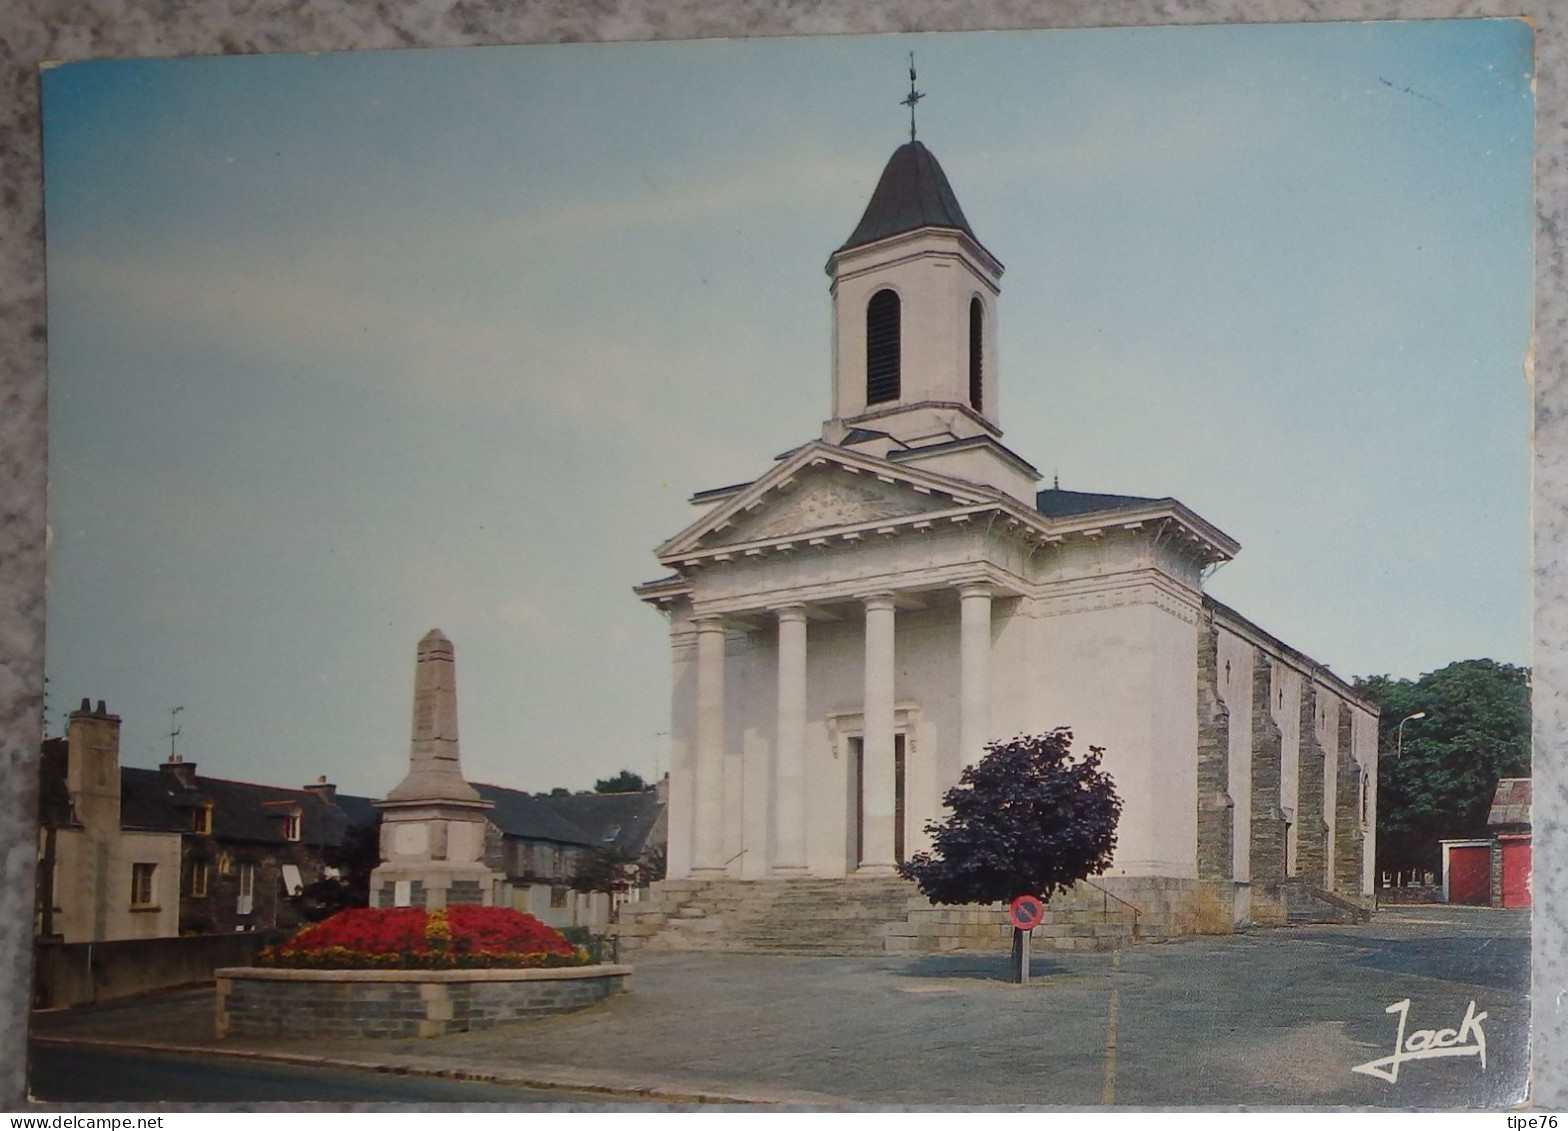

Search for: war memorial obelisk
xmin=370 ymin=629 xmax=500 ymax=909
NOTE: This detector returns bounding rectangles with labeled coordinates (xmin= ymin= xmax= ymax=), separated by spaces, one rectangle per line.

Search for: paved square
xmin=33 ymin=906 xmax=1528 ymax=1107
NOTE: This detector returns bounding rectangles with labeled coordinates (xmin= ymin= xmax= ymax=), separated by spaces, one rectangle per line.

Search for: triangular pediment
xmin=720 ymin=470 xmax=952 ymax=544
xmin=658 ymin=442 xmax=993 ymax=560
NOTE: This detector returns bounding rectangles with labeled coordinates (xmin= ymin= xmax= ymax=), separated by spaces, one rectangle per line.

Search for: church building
xmin=636 ymin=135 xmax=1379 ymax=940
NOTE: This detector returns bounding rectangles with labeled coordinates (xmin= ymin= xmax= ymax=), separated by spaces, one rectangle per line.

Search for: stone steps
xmin=615 ymin=876 xmax=1149 ymax=956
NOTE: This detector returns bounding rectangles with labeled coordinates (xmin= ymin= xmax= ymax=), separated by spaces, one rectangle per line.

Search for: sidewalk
xmin=30 ymin=907 xmax=1531 ymax=1107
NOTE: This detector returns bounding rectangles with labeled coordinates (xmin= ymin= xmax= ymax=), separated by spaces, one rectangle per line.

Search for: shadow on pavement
xmin=891 ymin=953 xmax=1070 ymax=981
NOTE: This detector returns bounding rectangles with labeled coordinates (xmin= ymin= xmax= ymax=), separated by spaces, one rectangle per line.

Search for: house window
xmin=193 ymin=804 xmax=213 ymax=835
xmin=865 ymin=289 xmax=901 ymax=404
xmin=968 ymin=297 xmax=983 ymax=411
xmin=130 ymin=863 xmax=156 ymax=907
xmin=237 ymin=863 xmax=255 ymax=916
xmin=550 ymin=885 xmax=568 ymax=909
xmin=190 ymin=860 xmax=210 ymax=898
xmin=217 ymin=851 xmax=233 ymax=876
xmin=283 ymin=812 xmax=301 ymax=842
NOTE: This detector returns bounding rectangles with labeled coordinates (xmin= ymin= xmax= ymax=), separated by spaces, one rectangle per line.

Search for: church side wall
xmin=1024 ymin=589 xmax=1199 ymax=880
xmin=1215 ymin=629 xmax=1254 ymax=909
xmin=1272 ymin=663 xmax=1302 ymax=879
xmin=1305 ymin=685 xmax=1340 ymax=890
xmin=1358 ymin=710 xmax=1378 ymax=896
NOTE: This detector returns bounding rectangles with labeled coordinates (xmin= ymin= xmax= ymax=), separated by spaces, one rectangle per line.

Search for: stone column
xmin=773 ymin=605 xmax=809 ymax=873
xmin=958 ymin=582 xmax=993 ymax=773
xmin=693 ymin=616 xmax=727 ymax=872
xmin=860 ymin=593 xmax=898 ymax=873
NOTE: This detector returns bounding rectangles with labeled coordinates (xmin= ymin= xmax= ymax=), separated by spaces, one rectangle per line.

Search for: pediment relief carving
xmin=706 ymin=471 xmax=952 ymax=545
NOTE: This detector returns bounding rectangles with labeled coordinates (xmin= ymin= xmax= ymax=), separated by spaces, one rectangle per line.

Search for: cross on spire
xmin=900 ymin=52 xmax=924 ymax=142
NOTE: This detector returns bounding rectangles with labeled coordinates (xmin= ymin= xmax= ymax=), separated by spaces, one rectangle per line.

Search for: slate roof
xmin=117 ymin=766 xmax=374 ymax=849
xmin=1487 ymin=778 xmax=1531 ymax=829
xmin=839 ymin=141 xmax=978 ymax=253
xmin=1035 ymin=487 xmax=1164 ymax=519
xmin=474 ymin=783 xmax=663 ymax=858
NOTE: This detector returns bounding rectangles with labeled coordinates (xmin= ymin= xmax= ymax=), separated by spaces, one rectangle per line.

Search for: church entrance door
xmin=852 ymin=734 xmax=906 ymax=867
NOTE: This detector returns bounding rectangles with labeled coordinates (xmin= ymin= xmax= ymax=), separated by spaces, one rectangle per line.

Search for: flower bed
xmin=259 ymin=906 xmax=592 ymax=970
xmin=224 ymin=905 xmax=628 ymax=1039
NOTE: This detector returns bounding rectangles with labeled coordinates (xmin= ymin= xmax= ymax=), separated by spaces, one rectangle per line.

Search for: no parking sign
xmin=1008 ymin=894 xmax=1045 ymax=931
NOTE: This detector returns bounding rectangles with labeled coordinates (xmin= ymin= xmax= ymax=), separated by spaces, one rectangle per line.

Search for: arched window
xmin=968 ymin=297 xmax=983 ymax=411
xmin=866 ymin=289 xmax=901 ymax=404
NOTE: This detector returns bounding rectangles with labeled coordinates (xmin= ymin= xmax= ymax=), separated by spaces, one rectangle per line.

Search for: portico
xmin=676 ymin=575 xmax=1001 ymax=878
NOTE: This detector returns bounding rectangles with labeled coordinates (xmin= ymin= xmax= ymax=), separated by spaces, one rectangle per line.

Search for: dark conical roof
xmin=839 ymin=140 xmax=977 ymax=252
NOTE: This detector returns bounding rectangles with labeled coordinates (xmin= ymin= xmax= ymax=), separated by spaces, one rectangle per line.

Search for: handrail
xmin=1082 ymin=878 xmax=1142 ymax=920
xmin=720 ymin=848 xmax=748 ymax=868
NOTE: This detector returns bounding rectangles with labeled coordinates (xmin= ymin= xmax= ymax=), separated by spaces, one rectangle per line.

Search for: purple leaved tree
xmin=900 ymin=729 xmax=1122 ymax=983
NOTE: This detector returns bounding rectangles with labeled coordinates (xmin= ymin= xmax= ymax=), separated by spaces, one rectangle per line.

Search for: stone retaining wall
xmin=216 ymin=964 xmax=631 ymax=1040
xmin=889 ymin=877 xmax=1211 ymax=953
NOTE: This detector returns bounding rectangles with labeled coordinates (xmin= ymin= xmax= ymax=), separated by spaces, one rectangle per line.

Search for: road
xmin=28 ymin=1045 xmax=655 ymax=1105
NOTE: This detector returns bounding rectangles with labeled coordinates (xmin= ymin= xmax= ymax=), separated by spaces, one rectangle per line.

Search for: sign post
xmin=1007 ymin=895 xmax=1045 ymax=985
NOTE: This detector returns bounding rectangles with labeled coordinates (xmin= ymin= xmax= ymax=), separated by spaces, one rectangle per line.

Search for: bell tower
xmin=822 ymin=137 xmax=1038 ymax=504
xmin=823 ymin=140 xmax=1004 ymax=450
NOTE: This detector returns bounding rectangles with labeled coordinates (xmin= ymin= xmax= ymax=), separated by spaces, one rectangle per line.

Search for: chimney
xmin=65 ymin=698 xmax=122 ymax=833
xmin=303 ymin=775 xmax=337 ymax=804
xmin=160 ymin=752 xmax=198 ymax=790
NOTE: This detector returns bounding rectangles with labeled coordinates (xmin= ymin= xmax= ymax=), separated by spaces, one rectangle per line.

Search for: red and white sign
xmin=1008 ymin=894 xmax=1045 ymax=931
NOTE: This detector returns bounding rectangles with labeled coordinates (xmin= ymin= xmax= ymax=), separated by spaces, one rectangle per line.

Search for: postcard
xmin=26 ymin=20 xmax=1535 ymax=1108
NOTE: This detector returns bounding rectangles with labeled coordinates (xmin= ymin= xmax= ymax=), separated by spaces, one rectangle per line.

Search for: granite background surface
xmin=1 ymin=0 xmax=1561 ymax=1111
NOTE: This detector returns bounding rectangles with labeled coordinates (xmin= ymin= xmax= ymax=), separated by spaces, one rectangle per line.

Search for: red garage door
xmin=1447 ymin=844 xmax=1492 ymax=906
xmin=1500 ymin=837 xmax=1531 ymax=909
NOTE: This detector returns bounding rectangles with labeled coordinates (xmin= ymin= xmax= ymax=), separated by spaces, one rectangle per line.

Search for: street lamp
xmin=1395 ymin=711 xmax=1426 ymax=758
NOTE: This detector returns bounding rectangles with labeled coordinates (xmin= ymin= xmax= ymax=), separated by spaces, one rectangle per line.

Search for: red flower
xmin=261 ymin=905 xmax=583 ymax=969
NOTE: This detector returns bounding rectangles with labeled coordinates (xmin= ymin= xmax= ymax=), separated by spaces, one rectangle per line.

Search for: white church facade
xmin=636 ymin=139 xmax=1378 ymax=938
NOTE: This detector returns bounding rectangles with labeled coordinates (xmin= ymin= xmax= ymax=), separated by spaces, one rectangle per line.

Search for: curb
xmin=29 ymin=1035 xmax=767 ymax=1106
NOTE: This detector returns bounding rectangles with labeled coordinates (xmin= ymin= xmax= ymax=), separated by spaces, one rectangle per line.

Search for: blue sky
xmin=42 ymin=20 xmax=1534 ymax=797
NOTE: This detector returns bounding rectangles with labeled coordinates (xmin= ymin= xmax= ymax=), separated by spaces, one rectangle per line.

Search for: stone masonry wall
xmin=1195 ymin=610 xmax=1234 ymax=885
xmin=891 ymin=878 xmax=1212 ymax=952
xmin=1249 ymin=654 xmax=1287 ymax=923
xmin=1332 ymin=703 xmax=1365 ymax=898
xmin=1295 ymin=682 xmax=1329 ymax=888
xmin=217 ymin=968 xmax=629 ymax=1040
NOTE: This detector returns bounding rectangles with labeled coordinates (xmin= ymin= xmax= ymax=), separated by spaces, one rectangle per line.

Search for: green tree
xmin=593 ymin=770 xmax=649 ymax=794
xmin=1355 ymin=659 xmax=1530 ymax=878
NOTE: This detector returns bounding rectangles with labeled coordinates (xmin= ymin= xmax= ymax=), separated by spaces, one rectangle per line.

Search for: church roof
xmin=1035 ymin=486 xmax=1164 ymax=519
xmin=839 ymin=141 xmax=978 ymax=252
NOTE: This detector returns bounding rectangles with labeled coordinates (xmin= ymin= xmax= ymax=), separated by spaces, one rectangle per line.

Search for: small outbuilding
xmin=1439 ymin=777 xmax=1530 ymax=909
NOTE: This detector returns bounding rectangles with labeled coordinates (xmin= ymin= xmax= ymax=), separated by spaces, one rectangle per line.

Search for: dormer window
xmin=969 ymin=297 xmax=983 ymax=411
xmin=866 ymin=289 xmax=901 ymax=405
xmin=283 ymin=812 xmax=301 ymax=842
xmin=193 ymin=803 xmax=213 ymax=835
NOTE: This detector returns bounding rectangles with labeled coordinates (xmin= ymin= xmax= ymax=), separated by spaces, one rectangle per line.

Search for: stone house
xmin=477 ymin=782 xmax=667 ymax=930
xmin=635 ymin=137 xmax=1379 ymax=946
xmin=37 ymin=698 xmax=377 ymax=941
